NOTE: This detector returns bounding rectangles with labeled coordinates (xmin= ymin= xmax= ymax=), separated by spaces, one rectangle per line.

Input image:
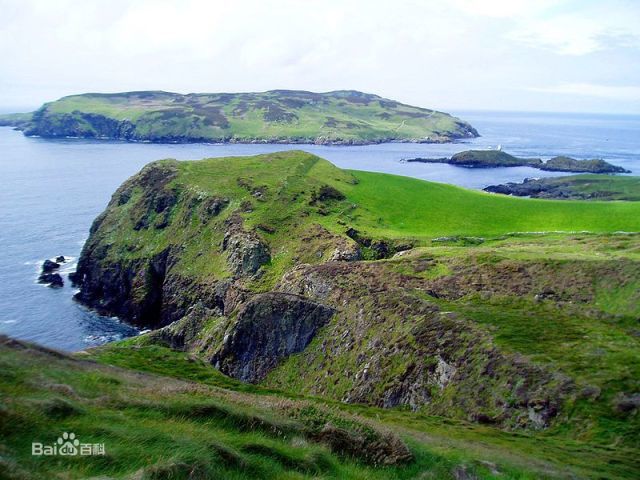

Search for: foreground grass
xmin=0 ymin=336 xmax=559 ymax=480
xmin=96 ymin=343 xmax=640 ymax=479
xmin=3 ymin=336 xmax=637 ymax=479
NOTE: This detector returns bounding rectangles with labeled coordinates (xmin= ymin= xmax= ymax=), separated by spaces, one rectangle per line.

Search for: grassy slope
xmin=341 ymin=170 xmax=640 ymax=237
xmin=176 ymin=152 xmax=640 ymax=241
xmin=20 ymin=90 xmax=477 ymax=143
xmin=2 ymin=337 xmax=637 ymax=479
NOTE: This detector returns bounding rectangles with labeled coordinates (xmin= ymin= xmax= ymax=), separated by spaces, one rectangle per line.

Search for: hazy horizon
xmin=1 ymin=0 xmax=639 ymax=115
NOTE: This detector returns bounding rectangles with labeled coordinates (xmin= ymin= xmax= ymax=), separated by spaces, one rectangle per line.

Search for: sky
xmin=0 ymin=0 xmax=639 ymax=114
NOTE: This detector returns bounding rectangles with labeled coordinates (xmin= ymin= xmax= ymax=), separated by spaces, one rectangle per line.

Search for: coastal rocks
xmin=211 ymin=293 xmax=334 ymax=382
xmin=38 ymin=258 xmax=66 ymax=287
xmin=41 ymin=259 xmax=60 ymax=273
xmin=223 ymin=218 xmax=270 ymax=277
xmin=38 ymin=273 xmax=63 ymax=288
xmin=267 ymin=260 xmax=573 ymax=428
xmin=73 ymin=248 xmax=174 ymax=328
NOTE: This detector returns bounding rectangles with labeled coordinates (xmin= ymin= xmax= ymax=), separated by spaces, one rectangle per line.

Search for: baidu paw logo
xmin=32 ymin=431 xmax=105 ymax=456
xmin=57 ymin=432 xmax=79 ymax=455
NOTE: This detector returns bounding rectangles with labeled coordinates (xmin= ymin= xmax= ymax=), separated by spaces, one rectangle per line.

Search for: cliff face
xmin=71 ymin=151 xmax=640 ymax=435
xmin=13 ymin=90 xmax=479 ymax=144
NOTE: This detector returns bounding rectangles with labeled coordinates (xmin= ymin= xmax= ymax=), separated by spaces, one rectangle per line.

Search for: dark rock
xmin=614 ymin=393 xmax=640 ymax=413
xmin=41 ymin=259 xmax=60 ymax=273
xmin=579 ymin=385 xmax=601 ymax=400
xmin=55 ymin=256 xmax=66 ymax=263
xmin=211 ymin=292 xmax=334 ymax=382
xmin=38 ymin=273 xmax=63 ymax=288
xmin=198 ymin=196 xmax=229 ymax=223
xmin=310 ymin=185 xmax=346 ymax=204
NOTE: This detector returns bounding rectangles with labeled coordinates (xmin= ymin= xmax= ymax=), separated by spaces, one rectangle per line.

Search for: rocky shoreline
xmin=15 ymin=130 xmax=476 ymax=146
xmin=484 ymin=174 xmax=640 ymax=200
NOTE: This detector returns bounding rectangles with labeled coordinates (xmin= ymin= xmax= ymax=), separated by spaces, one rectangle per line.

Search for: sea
xmin=1 ymin=110 xmax=639 ymax=350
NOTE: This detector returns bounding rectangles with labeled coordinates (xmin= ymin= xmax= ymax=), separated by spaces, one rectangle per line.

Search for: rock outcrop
xmin=212 ymin=293 xmax=334 ymax=382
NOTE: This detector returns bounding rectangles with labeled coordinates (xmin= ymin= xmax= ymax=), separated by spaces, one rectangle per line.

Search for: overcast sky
xmin=1 ymin=0 xmax=639 ymax=113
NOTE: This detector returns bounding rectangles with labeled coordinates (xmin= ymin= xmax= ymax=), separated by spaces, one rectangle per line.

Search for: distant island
xmin=0 ymin=90 xmax=479 ymax=145
xmin=485 ymin=174 xmax=640 ymax=200
xmin=406 ymin=149 xmax=630 ymax=173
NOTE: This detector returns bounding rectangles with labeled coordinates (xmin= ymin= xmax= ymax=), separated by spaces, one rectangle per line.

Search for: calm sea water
xmin=1 ymin=111 xmax=639 ymax=351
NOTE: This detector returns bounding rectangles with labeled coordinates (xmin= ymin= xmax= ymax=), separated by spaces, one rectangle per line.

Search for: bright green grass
xmin=175 ymin=153 xmax=640 ymax=240
xmin=339 ymin=170 xmax=640 ymax=238
xmin=92 ymin=152 xmax=640 ymax=293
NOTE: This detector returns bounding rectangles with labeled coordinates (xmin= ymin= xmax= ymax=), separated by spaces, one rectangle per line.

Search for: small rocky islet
xmin=406 ymin=149 xmax=630 ymax=173
xmin=37 ymin=256 xmax=67 ymax=287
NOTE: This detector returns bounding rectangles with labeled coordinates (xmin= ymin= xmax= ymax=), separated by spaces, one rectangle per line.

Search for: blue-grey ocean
xmin=1 ymin=111 xmax=639 ymax=350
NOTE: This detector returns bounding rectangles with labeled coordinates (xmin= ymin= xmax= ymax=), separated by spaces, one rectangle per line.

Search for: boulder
xmin=222 ymin=219 xmax=270 ymax=276
xmin=38 ymin=273 xmax=63 ymax=288
xmin=42 ymin=259 xmax=60 ymax=273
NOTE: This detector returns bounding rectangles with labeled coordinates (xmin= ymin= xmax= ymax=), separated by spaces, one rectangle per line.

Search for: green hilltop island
xmin=4 ymin=151 xmax=640 ymax=479
xmin=0 ymin=90 xmax=478 ymax=144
